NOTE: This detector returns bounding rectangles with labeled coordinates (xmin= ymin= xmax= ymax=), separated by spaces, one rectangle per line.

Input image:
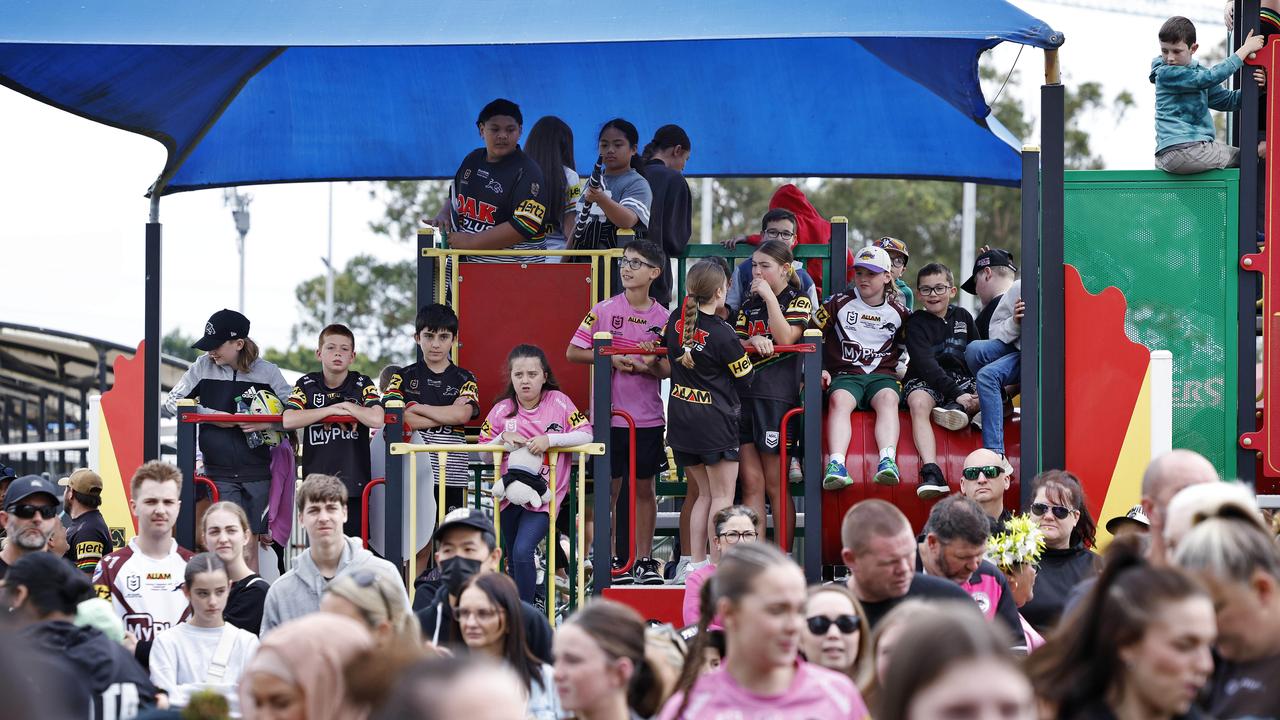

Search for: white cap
xmin=854 ymin=246 xmax=892 ymax=274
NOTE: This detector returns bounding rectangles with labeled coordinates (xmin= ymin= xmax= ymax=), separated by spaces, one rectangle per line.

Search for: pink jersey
xmin=479 ymin=389 xmax=592 ymax=513
xmin=570 ymin=294 xmax=667 ymax=428
xmin=659 ymin=662 xmax=869 ymax=720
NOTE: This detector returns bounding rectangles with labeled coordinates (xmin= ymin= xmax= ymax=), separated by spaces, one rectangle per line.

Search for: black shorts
xmin=209 ymin=476 xmax=270 ymax=535
xmin=610 ymin=426 xmax=668 ymax=480
xmin=901 ymin=375 xmax=976 ymax=407
xmin=672 ymin=448 xmax=740 ymax=468
xmin=738 ymin=397 xmax=800 ymax=453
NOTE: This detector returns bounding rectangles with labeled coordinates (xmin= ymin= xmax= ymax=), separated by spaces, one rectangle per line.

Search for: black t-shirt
xmin=643 ymin=158 xmax=692 ymax=306
xmin=859 ymin=573 xmax=974 ymax=629
xmin=382 ymin=361 xmax=480 ymax=437
xmin=974 ymin=292 xmax=1004 ymax=340
xmin=734 ymin=284 xmax=811 ymax=401
xmin=66 ymin=508 xmax=113 ymax=575
xmin=285 ymin=371 xmax=381 ymax=497
xmin=450 ymin=146 xmax=548 ymax=262
xmin=1020 ymin=544 xmax=1100 ymax=633
xmin=662 ymin=308 xmax=754 ymax=454
xmin=224 ymin=574 xmax=269 ymax=636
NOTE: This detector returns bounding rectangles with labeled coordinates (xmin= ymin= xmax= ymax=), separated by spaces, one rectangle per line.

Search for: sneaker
xmin=634 ymin=557 xmax=664 ymax=585
xmin=666 ymin=556 xmax=690 ymax=585
xmin=673 ymin=558 xmax=706 ymax=585
xmin=916 ymin=462 xmax=950 ymax=499
xmin=823 ymin=460 xmax=853 ymax=490
xmin=970 ymin=411 xmax=982 ymax=429
xmin=789 ymin=456 xmax=804 ymax=484
xmin=611 ymin=556 xmax=635 ymax=585
xmin=874 ymin=457 xmax=900 ymax=486
xmin=931 ymin=402 xmax=969 ymax=431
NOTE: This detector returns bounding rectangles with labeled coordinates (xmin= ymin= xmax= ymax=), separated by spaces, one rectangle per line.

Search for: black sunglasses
xmin=1030 ymin=502 xmax=1073 ymax=520
xmin=806 ymin=614 xmax=859 ymax=635
xmin=962 ymin=465 xmax=1004 ymax=481
xmin=6 ymin=503 xmax=57 ymax=520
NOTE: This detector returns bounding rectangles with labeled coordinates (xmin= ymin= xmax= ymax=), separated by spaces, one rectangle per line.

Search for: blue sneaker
xmin=823 ymin=460 xmax=852 ymax=490
xmin=874 ymin=457 xmax=900 ymax=485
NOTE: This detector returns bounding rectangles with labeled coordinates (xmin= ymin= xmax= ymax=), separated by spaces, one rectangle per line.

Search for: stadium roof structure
xmin=0 ymin=0 xmax=1062 ymax=192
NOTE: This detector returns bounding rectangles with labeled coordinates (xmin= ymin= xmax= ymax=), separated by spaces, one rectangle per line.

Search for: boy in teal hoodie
xmin=1151 ymin=16 xmax=1265 ymax=174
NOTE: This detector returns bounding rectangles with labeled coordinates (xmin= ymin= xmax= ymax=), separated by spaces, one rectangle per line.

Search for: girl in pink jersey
xmin=662 ymin=543 xmax=869 ymax=719
xmin=479 ymin=344 xmax=593 ymax=602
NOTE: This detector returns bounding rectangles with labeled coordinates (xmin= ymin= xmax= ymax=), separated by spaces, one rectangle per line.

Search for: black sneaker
xmin=634 ymin=557 xmax=664 ymax=585
xmin=931 ymin=402 xmax=969 ymax=431
xmin=611 ymin=556 xmax=635 ymax=585
xmin=916 ymin=462 xmax=951 ymax=500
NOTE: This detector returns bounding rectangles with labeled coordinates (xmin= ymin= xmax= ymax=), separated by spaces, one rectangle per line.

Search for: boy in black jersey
xmin=282 ymin=324 xmax=384 ymax=538
xmin=430 ymin=98 xmax=549 ymax=263
xmin=902 ymin=263 xmax=978 ymax=500
xmin=382 ymin=304 xmax=480 ymax=571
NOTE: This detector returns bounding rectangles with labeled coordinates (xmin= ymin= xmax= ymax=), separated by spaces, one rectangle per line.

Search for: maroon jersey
xmin=816 ymin=289 xmax=908 ymax=376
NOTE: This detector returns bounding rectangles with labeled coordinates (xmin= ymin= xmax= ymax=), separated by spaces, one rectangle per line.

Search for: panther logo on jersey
xmin=486 ymin=179 xmax=503 ymax=194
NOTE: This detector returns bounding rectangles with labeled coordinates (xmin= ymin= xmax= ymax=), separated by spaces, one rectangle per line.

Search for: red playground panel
xmin=819 ymin=411 xmax=1022 ymax=565
xmin=604 ymin=586 xmax=686 ymax=627
xmin=455 ymin=262 xmax=595 ymax=416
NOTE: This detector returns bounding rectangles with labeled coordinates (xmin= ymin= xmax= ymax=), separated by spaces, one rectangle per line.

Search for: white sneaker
xmin=673 ymin=558 xmax=705 ymax=585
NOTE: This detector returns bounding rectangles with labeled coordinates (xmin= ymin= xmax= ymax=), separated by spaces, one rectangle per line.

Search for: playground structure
xmin=6 ymin=2 xmax=1280 ymax=625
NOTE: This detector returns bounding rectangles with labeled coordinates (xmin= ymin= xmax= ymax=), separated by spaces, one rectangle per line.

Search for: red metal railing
xmin=193 ymin=475 xmax=220 ymax=502
xmin=361 ymin=477 xmax=386 ymax=549
xmin=776 ymin=407 xmax=805 ymax=550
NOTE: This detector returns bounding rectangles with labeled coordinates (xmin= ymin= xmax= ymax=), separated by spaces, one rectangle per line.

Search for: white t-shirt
xmin=150 ymin=623 xmax=260 ymax=711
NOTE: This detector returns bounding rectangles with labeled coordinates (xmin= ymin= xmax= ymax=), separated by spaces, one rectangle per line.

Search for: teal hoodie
xmin=1149 ymin=54 xmax=1242 ymax=153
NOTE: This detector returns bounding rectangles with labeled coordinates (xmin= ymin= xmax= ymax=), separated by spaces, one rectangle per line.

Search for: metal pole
xmin=1039 ymin=74 xmax=1067 ymax=472
xmin=700 ymin=177 xmax=713 ymax=245
xmin=418 ymin=229 xmax=435 ymax=365
xmin=829 ymin=217 xmax=849 ymax=295
xmin=325 ymin=183 xmax=335 ymax=326
xmin=961 ymin=183 xmax=977 ymax=314
xmin=1236 ymin=0 xmax=1261 ymax=489
xmin=384 ymin=401 xmax=406 ymax=576
xmin=1019 ymin=146 xmax=1042 ymax=502
xmin=238 ymin=230 xmax=247 ymax=314
xmin=144 ymin=194 xmax=162 ymax=462
xmin=591 ymin=332 xmax=613 ymax=594
xmin=801 ymin=329 xmax=823 ymax=581
xmin=175 ymin=400 xmax=198 ymax=547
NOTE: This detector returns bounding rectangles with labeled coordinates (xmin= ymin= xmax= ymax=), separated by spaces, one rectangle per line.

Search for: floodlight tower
xmin=223 ymin=188 xmax=252 ymax=313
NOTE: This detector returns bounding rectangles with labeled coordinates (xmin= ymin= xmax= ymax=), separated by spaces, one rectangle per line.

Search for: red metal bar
xmin=776 ymin=407 xmax=804 ymax=550
xmin=598 ymin=343 xmax=817 ymax=357
xmin=179 ymin=413 xmax=357 ymax=424
xmin=610 ymin=409 xmax=638 ymax=577
xmin=361 ymin=477 xmax=386 ymax=549
xmin=193 ymin=475 xmax=220 ymax=502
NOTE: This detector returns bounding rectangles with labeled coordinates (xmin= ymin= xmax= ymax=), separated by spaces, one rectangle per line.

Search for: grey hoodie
xmin=260 ymin=536 xmax=406 ymax=635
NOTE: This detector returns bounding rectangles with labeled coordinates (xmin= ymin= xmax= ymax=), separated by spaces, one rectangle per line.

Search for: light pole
xmin=223 ymin=188 xmax=252 ymax=313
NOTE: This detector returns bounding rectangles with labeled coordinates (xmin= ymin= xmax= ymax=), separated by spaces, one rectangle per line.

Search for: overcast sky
xmin=0 ymin=1 xmax=1233 ymax=365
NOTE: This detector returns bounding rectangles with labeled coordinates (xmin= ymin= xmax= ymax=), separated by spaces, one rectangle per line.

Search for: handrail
xmin=178 ymin=412 xmax=357 ymax=424
xmin=360 ymin=477 xmax=385 ymax=550
xmin=599 ymin=343 xmax=817 ymax=357
xmin=610 ymin=409 xmax=638 ymax=578
xmin=776 ymin=407 xmax=805 ymax=550
xmin=684 ymin=243 xmax=830 ymax=259
xmin=421 ymin=248 xmax=625 ymax=258
xmin=390 ymin=442 xmax=606 ymax=455
xmin=193 ymin=475 xmax=220 ymax=503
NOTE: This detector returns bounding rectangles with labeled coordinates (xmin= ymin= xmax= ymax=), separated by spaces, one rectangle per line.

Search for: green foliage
xmin=161 ymin=328 xmax=201 ymax=363
xmin=367 ymin=180 xmax=451 ymax=242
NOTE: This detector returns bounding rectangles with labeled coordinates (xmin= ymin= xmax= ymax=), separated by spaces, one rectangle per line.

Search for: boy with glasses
xmin=874 ymin=237 xmax=914 ymax=311
xmin=0 ymin=475 xmax=61 ymax=579
xmin=902 ymin=263 xmax=979 ymax=499
xmin=567 ymin=239 xmax=671 ymax=585
xmin=725 ymin=209 xmax=820 ymax=316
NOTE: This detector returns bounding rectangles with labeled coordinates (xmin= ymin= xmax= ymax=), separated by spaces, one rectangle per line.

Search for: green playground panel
xmin=1062 ymin=169 xmax=1239 ymax=478
xmin=678 ymin=243 xmax=832 ymax=302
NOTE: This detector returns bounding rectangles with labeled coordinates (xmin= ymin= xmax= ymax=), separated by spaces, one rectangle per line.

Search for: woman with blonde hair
xmin=321 ymin=568 xmax=421 ymax=653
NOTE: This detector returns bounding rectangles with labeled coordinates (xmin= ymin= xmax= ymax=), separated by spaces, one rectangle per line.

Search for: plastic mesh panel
xmin=1063 ymin=170 xmax=1238 ymax=477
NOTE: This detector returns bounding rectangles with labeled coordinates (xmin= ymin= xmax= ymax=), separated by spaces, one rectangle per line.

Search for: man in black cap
xmin=414 ymin=507 xmax=553 ymax=662
xmin=59 ymin=468 xmax=113 ymax=575
xmin=0 ymin=474 xmax=61 ymax=579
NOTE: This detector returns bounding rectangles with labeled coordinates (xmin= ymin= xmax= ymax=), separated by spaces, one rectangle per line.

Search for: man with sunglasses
xmin=0 ymin=475 xmax=61 ymax=580
xmin=960 ymin=449 xmax=1015 ymax=532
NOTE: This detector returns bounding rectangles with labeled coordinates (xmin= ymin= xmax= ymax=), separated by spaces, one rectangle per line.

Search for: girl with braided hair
xmin=662 ymin=259 xmax=753 ymax=579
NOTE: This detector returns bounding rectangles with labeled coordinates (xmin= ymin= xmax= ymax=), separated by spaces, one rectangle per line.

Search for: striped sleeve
xmin=784 ymin=295 xmax=814 ymax=324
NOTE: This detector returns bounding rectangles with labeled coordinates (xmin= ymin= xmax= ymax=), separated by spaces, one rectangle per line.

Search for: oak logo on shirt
xmin=456 ymin=194 xmax=498 ymax=224
xmin=672 ymin=385 xmax=712 ymax=404
xmin=672 ymin=318 xmax=710 ymax=347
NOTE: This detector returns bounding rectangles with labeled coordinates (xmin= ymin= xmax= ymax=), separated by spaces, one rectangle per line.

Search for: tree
xmin=161 ymin=329 xmax=201 ymax=363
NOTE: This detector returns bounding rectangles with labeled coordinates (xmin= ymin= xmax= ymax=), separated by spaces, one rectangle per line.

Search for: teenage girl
xmin=478 ymin=344 xmax=593 ymax=603
xmin=662 ymin=543 xmax=870 ymax=719
xmin=555 ymin=599 xmax=666 ymax=720
xmin=735 ymin=239 xmax=810 ymax=548
xmin=201 ymin=501 xmax=268 ymax=635
xmin=573 ymin=118 xmax=653 ymax=295
xmin=525 ymin=116 xmax=579 ymax=260
xmin=641 ymin=124 xmax=693 ymax=305
xmin=149 ymin=553 xmax=260 ymax=712
xmin=663 ymin=260 xmax=753 ymax=581
xmin=166 ymin=309 xmax=292 ymax=566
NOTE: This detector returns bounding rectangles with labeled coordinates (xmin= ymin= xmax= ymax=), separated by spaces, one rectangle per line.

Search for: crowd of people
xmin=2 ymin=87 xmax=1280 ymax=719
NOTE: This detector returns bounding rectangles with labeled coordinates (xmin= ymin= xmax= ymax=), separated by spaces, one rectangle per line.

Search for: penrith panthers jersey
xmin=449 ymin=146 xmax=548 ymax=263
xmin=816 ymin=288 xmax=908 ymax=377
xmin=286 ymin=371 xmax=381 ymax=497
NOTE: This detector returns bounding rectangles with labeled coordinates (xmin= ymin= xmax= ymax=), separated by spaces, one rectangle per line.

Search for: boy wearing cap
xmin=960 ymin=248 xmax=1017 ymax=341
xmin=0 ymin=474 xmax=61 ymax=579
xmin=874 ymin=237 xmax=915 ymax=311
xmin=282 ymin=323 xmax=384 ymax=540
xmin=60 ymin=468 xmax=113 ymax=575
xmin=816 ymin=245 xmax=909 ymax=489
xmin=413 ymin=507 xmax=553 ymax=662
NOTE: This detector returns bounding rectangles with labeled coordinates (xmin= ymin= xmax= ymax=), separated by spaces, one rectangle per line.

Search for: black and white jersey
xmin=285 ymin=371 xmax=381 ymax=497
xmin=662 ymin=309 xmax=753 ymax=454
xmin=450 ymin=146 xmax=548 ymax=263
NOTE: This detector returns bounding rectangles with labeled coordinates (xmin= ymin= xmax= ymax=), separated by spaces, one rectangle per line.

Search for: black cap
xmin=4 ymin=475 xmax=61 ymax=509
xmin=432 ymin=507 xmax=495 ymax=544
xmin=193 ymin=309 xmax=251 ymax=351
xmin=961 ymin=249 xmax=1017 ymax=294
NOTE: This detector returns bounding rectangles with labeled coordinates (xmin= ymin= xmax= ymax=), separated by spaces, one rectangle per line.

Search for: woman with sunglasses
xmin=454 ymin=572 xmax=562 ymax=720
xmin=682 ymin=505 xmax=760 ymax=626
xmin=799 ymin=585 xmax=874 ymax=693
xmin=1021 ymin=469 xmax=1101 ymax=633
